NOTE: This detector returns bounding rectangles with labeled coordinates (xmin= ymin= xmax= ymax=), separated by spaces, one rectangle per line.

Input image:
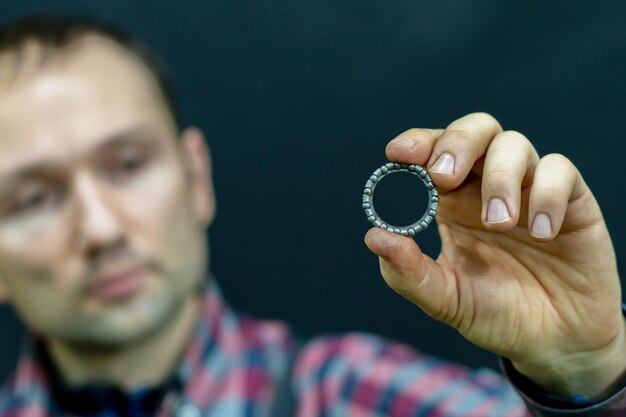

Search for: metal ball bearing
xmin=362 ymin=162 xmax=439 ymax=236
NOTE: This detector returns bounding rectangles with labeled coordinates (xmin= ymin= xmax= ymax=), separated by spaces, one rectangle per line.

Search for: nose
xmin=74 ymin=174 xmax=124 ymax=254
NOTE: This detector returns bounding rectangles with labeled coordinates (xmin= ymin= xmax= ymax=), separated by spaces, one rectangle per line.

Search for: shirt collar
xmin=8 ymin=275 xmax=233 ymax=415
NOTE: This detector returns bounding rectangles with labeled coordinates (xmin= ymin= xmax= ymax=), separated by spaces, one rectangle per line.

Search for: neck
xmin=45 ymin=294 xmax=200 ymax=392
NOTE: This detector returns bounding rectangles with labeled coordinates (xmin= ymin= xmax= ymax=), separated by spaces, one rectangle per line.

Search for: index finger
xmin=386 ymin=112 xmax=503 ymax=192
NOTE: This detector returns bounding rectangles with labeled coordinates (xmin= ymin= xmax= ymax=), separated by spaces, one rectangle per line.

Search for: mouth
xmin=86 ymin=264 xmax=148 ymax=302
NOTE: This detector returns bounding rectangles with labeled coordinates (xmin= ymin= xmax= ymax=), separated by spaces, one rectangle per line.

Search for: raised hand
xmin=364 ymin=112 xmax=626 ymax=398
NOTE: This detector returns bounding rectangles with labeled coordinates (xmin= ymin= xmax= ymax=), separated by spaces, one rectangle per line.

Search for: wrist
xmin=511 ymin=319 xmax=626 ymax=399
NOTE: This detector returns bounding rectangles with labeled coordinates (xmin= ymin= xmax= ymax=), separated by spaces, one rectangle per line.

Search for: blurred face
xmin=0 ymin=36 xmax=214 ymax=349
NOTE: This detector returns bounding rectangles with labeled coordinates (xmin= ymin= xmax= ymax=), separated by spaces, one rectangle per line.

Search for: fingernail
xmin=429 ymin=153 xmax=455 ymax=175
xmin=391 ymin=137 xmax=414 ymax=149
xmin=487 ymin=198 xmax=510 ymax=223
xmin=531 ymin=213 xmax=552 ymax=238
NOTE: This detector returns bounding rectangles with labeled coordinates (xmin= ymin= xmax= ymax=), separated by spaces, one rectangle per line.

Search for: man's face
xmin=0 ymin=36 xmax=214 ymax=348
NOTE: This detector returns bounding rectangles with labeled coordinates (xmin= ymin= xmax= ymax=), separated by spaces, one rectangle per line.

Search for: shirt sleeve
xmin=497 ymin=302 xmax=626 ymax=417
xmin=292 ymin=332 xmax=531 ymax=417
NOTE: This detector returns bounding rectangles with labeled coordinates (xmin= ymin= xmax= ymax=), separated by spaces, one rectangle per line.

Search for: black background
xmin=1 ymin=1 xmax=626 ymax=384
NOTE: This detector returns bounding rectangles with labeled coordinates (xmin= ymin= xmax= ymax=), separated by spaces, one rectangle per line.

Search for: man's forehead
xmin=0 ymin=35 xmax=174 ymax=178
xmin=0 ymin=35 xmax=167 ymax=116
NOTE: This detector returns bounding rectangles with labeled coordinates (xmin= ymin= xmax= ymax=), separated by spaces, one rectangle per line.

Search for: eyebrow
xmin=0 ymin=126 xmax=163 ymax=190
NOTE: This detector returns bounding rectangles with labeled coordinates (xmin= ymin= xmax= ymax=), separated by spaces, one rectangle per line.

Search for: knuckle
xmin=536 ymin=184 xmax=564 ymax=197
xmin=539 ymin=153 xmax=579 ymax=182
xmin=486 ymin=153 xmax=522 ymax=173
xmin=495 ymin=130 xmax=527 ymax=144
xmin=487 ymin=134 xmax=533 ymax=167
xmin=468 ymin=111 xmax=502 ymax=129
xmin=483 ymin=168 xmax=519 ymax=193
xmin=492 ymin=131 xmax=533 ymax=155
xmin=541 ymin=152 xmax=572 ymax=168
xmin=484 ymin=178 xmax=515 ymax=195
xmin=492 ymin=131 xmax=540 ymax=165
xmin=486 ymin=167 xmax=515 ymax=179
xmin=469 ymin=111 xmax=495 ymax=122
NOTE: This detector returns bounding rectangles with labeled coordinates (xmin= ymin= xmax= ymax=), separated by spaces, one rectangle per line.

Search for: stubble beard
xmin=57 ymin=283 xmax=187 ymax=354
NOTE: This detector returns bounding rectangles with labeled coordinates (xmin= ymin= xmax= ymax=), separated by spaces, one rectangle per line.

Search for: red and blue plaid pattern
xmin=1 ymin=278 xmax=625 ymax=416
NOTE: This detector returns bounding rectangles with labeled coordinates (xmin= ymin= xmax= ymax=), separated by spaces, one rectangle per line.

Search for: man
xmin=0 ymin=15 xmax=625 ymax=417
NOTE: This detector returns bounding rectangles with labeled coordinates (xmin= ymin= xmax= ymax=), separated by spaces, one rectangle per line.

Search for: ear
xmin=179 ymin=127 xmax=216 ymax=228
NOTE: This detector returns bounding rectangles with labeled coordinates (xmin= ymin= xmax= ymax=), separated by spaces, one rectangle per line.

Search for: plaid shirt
xmin=2 ymin=277 xmax=626 ymax=417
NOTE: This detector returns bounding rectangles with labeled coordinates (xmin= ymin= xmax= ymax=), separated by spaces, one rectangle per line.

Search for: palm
xmin=434 ymin=176 xmax=620 ymax=362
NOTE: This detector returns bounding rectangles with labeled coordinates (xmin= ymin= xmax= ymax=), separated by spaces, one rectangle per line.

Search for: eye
xmin=118 ymin=155 xmax=144 ymax=172
xmin=107 ymin=150 xmax=150 ymax=181
xmin=12 ymin=184 xmax=63 ymax=215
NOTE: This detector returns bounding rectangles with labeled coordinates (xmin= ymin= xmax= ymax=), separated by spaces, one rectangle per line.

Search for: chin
xmin=58 ymin=284 xmax=185 ymax=351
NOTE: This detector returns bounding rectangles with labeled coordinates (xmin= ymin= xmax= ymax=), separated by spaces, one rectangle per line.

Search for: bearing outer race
xmin=362 ymin=162 xmax=439 ymax=236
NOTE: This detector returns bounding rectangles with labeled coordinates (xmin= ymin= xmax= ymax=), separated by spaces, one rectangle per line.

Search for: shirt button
xmin=176 ymin=402 xmax=201 ymax=417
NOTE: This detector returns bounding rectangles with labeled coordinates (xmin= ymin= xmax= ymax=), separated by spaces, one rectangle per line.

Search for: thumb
xmin=364 ymin=227 xmax=457 ymax=324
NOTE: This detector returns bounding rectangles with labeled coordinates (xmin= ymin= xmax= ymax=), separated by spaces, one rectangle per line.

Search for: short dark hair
xmin=0 ymin=14 xmax=181 ymax=130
